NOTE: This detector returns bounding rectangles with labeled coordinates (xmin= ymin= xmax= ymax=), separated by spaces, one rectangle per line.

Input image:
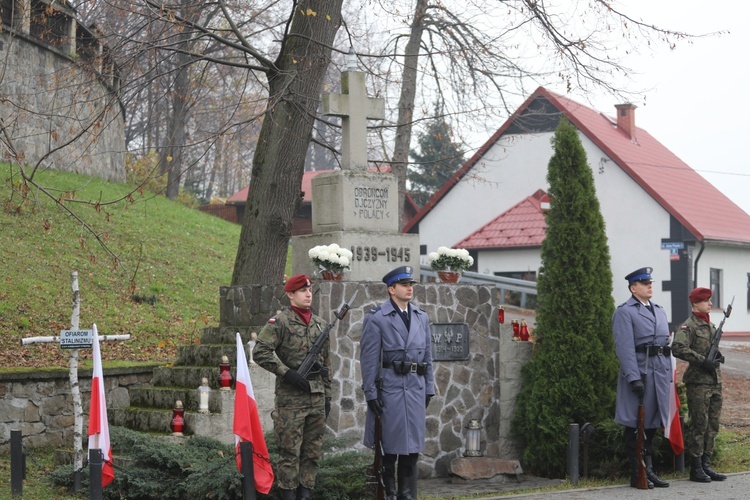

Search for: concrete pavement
xmin=419 ymin=472 xmax=750 ymax=499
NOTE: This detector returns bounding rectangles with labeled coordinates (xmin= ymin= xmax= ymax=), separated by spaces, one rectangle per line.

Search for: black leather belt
xmin=383 ymin=361 xmax=427 ymax=375
xmin=635 ymin=344 xmax=671 ymax=356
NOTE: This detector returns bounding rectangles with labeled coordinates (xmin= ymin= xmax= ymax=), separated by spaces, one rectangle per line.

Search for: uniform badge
xmin=680 ymin=325 xmax=687 ymax=330
xmin=268 ymin=318 xmax=276 ymax=324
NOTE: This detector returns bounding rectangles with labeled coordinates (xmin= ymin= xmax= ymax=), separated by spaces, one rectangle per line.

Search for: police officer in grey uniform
xmin=253 ymin=275 xmax=332 ymax=500
xmin=361 ymin=266 xmax=435 ymax=500
xmin=672 ymin=287 xmax=727 ymax=483
xmin=612 ymin=267 xmax=672 ymax=488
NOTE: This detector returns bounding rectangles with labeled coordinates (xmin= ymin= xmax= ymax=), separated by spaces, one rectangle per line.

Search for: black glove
xmin=630 ymin=379 xmax=644 ymax=398
xmin=308 ymin=362 xmax=329 ymax=380
xmin=425 ymin=394 xmax=433 ymax=408
xmin=367 ymin=398 xmax=384 ymax=417
xmin=717 ymin=351 xmax=725 ymax=364
xmin=283 ymin=369 xmax=311 ymax=392
xmin=702 ymin=357 xmax=717 ymax=373
xmin=325 ymin=397 xmax=331 ymax=418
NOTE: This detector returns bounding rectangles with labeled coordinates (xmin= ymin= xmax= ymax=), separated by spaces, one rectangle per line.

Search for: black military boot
xmin=690 ymin=456 xmax=712 ymax=483
xmin=297 ymin=485 xmax=313 ymax=499
xmin=702 ymin=454 xmax=727 ymax=481
xmin=383 ymin=474 xmax=397 ymax=500
xmin=280 ymin=489 xmax=296 ymax=500
xmin=627 ymin=453 xmax=653 ymax=488
xmin=643 ymin=455 xmax=669 ymax=487
xmin=396 ymin=472 xmax=414 ymax=500
xmin=409 ymin=469 xmax=419 ymax=499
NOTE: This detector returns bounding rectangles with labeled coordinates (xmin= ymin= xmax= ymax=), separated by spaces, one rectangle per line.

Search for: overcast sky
xmin=565 ymin=1 xmax=750 ymax=215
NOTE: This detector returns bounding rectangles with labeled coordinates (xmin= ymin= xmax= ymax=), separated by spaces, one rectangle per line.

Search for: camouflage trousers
xmin=272 ymin=393 xmax=326 ymax=490
xmin=685 ymin=383 xmax=723 ymax=458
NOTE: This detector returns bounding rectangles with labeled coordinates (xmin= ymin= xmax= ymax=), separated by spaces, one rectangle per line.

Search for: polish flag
xmin=233 ymin=332 xmax=274 ymax=494
xmin=87 ymin=324 xmax=115 ymax=488
xmin=665 ymin=351 xmax=684 ymax=455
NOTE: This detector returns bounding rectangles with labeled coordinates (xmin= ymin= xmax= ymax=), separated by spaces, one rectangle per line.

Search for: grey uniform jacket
xmin=360 ymin=300 xmax=435 ymax=455
xmin=612 ymin=296 xmax=673 ymax=429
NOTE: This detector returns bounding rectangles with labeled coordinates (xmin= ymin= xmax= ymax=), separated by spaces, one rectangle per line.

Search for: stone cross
xmin=322 ymin=70 xmax=385 ymax=170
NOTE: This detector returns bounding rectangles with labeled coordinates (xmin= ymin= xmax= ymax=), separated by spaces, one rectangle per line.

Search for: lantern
xmin=218 ymin=355 xmax=233 ymax=390
xmin=520 ymin=320 xmax=530 ymax=342
xmin=198 ymin=377 xmax=211 ymax=414
xmin=512 ymin=319 xmax=520 ymax=340
xmin=497 ymin=306 xmax=505 ymax=324
xmin=464 ymin=419 xmax=483 ymax=457
xmin=170 ymin=400 xmax=185 ymax=436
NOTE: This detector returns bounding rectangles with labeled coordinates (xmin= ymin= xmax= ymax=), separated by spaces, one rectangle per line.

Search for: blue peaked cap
xmin=625 ymin=267 xmax=653 ymax=284
xmin=383 ymin=266 xmax=417 ymax=286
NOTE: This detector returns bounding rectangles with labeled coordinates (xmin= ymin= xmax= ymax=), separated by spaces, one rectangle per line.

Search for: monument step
xmin=175 ymin=344 xmax=247 ymax=367
xmin=200 ymin=326 xmax=266 ymax=345
xmin=151 ymin=365 xmax=228 ymax=389
xmin=129 ymin=385 xmax=230 ymax=413
xmin=109 ymin=402 xmax=235 ymax=444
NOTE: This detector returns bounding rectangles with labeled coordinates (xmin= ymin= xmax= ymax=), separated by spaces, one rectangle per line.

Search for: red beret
xmin=689 ymin=287 xmax=712 ymax=303
xmin=284 ymin=274 xmax=312 ymax=292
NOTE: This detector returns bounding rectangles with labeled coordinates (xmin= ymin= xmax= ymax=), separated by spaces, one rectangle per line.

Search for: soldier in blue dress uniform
xmin=360 ymin=266 xmax=435 ymax=500
xmin=612 ymin=267 xmax=672 ymax=488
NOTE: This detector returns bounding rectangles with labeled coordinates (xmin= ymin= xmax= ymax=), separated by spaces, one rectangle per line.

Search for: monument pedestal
xmin=293 ymin=230 xmax=419 ymax=282
xmin=292 ymin=169 xmax=419 ymax=281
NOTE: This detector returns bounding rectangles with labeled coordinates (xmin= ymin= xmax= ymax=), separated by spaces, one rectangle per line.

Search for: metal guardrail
xmin=419 ymin=265 xmax=538 ymax=309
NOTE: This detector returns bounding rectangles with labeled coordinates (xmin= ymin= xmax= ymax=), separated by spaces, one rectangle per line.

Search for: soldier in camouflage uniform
xmin=672 ymin=287 xmax=727 ymax=483
xmin=253 ymin=275 xmax=332 ymax=500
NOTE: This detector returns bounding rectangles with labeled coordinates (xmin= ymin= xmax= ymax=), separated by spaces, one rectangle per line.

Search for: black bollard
xmin=10 ymin=430 xmax=23 ymax=497
xmin=240 ymin=441 xmax=256 ymax=500
xmin=89 ymin=448 xmax=103 ymax=500
xmin=567 ymin=423 xmax=579 ymax=486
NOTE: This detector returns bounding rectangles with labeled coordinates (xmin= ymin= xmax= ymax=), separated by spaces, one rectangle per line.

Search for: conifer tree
xmin=512 ymin=118 xmax=619 ymax=478
xmin=408 ymin=105 xmax=465 ymax=207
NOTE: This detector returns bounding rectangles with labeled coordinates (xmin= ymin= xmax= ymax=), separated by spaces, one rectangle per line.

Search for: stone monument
xmin=291 ymin=57 xmax=420 ymax=281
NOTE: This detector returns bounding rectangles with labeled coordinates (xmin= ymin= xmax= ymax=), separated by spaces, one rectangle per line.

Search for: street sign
xmin=661 ymin=242 xmax=684 ymax=250
xmin=59 ymin=329 xmax=94 ymax=349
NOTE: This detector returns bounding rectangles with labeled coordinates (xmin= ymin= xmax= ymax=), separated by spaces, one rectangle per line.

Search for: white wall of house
xmin=694 ymin=245 xmax=750 ymax=329
xmin=476 ymin=248 xmax=541 ymax=278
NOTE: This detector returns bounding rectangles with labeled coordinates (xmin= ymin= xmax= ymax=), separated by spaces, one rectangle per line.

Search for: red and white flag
xmin=87 ymin=324 xmax=115 ymax=488
xmin=665 ymin=350 xmax=684 ymax=455
xmin=233 ymin=332 xmax=274 ymax=494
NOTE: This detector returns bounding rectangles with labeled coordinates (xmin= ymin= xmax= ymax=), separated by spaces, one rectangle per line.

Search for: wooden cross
xmin=322 ymin=70 xmax=385 ymax=170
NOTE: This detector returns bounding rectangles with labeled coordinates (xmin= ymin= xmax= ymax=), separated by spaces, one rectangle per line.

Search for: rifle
xmin=297 ymin=289 xmax=359 ymax=379
xmin=372 ymin=413 xmax=386 ymax=500
xmin=635 ymin=353 xmax=649 ymax=489
xmin=702 ymin=295 xmax=734 ymax=372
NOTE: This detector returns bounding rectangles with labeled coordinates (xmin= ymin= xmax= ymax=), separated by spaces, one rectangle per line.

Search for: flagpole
xmin=240 ymin=440 xmax=256 ymax=500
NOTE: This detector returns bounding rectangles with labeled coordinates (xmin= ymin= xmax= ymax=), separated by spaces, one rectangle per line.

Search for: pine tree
xmin=408 ymin=106 xmax=465 ymax=207
xmin=512 ymin=118 xmax=619 ymax=478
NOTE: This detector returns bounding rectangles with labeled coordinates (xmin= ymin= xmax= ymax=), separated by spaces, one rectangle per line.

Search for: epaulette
xmin=368 ymin=306 xmax=381 ymax=314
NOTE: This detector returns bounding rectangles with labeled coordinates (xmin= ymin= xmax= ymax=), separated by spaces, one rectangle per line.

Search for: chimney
xmin=615 ymin=103 xmax=637 ymax=141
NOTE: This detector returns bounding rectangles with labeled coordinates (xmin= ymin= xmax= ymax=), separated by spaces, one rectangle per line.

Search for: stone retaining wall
xmin=0 ymin=365 xmax=156 ymax=453
xmin=0 ymin=30 xmax=126 ymax=182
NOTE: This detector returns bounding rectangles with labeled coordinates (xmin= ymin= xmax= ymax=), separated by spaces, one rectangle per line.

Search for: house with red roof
xmin=406 ymin=87 xmax=750 ymax=330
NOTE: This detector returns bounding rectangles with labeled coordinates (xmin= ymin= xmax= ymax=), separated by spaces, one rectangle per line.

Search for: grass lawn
xmin=2 ymin=165 xmax=242 ymax=369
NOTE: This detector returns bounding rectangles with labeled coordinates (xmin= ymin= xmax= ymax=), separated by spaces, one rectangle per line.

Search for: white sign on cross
xmin=322 ymin=70 xmax=385 ymax=170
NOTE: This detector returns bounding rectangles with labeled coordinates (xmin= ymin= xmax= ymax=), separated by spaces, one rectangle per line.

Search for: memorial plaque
xmin=430 ymin=323 xmax=470 ymax=361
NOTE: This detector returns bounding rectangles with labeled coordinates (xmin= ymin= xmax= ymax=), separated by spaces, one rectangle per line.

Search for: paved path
xmin=420 ymin=472 xmax=750 ymax=499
